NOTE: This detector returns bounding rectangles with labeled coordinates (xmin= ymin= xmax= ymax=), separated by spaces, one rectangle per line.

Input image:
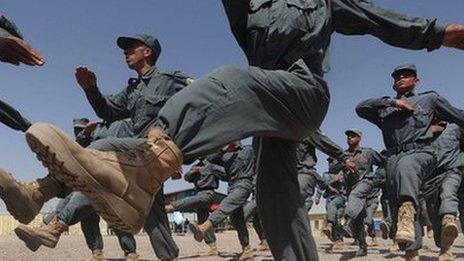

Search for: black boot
xmin=356 ymin=246 xmax=367 ymax=257
xmin=340 ymin=218 xmax=354 ymax=238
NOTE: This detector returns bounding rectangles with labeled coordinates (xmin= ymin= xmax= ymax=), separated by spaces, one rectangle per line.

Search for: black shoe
xmin=340 ymin=219 xmax=354 ymax=238
xmin=356 ymin=247 xmax=367 ymax=257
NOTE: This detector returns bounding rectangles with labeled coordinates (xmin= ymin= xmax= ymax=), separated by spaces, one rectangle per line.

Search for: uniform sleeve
xmin=331 ymin=0 xmax=446 ymax=51
xmin=206 ymin=152 xmax=225 ymax=166
xmin=0 ymin=14 xmax=23 ymax=39
xmin=370 ymin=149 xmax=386 ymax=168
xmin=356 ymin=96 xmax=395 ymax=127
xmin=208 ymin=163 xmax=227 ymax=180
xmin=0 ymin=98 xmax=32 ymax=132
xmin=75 ymin=130 xmax=92 ymax=147
xmin=435 ymin=94 xmax=464 ymax=129
xmin=328 ymin=159 xmax=345 ymax=174
xmin=307 ymin=129 xmax=348 ymax=162
xmin=84 ymin=86 xmax=131 ymax=122
xmin=315 ymin=185 xmax=323 ymax=198
xmin=221 ymin=0 xmax=249 ymax=54
xmin=183 ymin=167 xmax=197 ymax=183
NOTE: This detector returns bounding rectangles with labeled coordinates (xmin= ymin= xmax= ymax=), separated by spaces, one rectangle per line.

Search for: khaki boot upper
xmin=200 ymin=242 xmax=219 ymax=256
xmin=396 ymin=201 xmax=416 ymax=243
xmin=125 ymin=253 xmax=139 ymax=261
xmin=198 ymin=220 xmax=214 ymax=233
xmin=87 ymin=127 xmax=183 ymax=215
xmin=239 ymin=245 xmax=254 ymax=261
xmin=16 ymin=217 xmax=68 ymax=249
xmin=91 ymin=249 xmax=105 ymax=261
xmin=0 ymin=170 xmax=61 ymax=224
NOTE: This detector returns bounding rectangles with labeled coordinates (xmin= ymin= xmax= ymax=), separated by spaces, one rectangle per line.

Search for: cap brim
xmin=117 ymin=37 xmax=143 ymax=49
xmin=391 ymin=69 xmax=417 ymax=78
xmin=345 ymin=130 xmax=360 ymax=137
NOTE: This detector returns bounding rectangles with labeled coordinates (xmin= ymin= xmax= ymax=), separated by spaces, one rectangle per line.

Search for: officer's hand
xmin=192 ymin=166 xmax=201 ymax=173
xmin=75 ymin=66 xmax=97 ymax=90
xmin=344 ymin=159 xmax=357 ymax=174
xmin=395 ymin=99 xmax=415 ymax=113
xmin=315 ymin=197 xmax=321 ymax=205
xmin=443 ymin=24 xmax=464 ymax=50
xmin=328 ymin=186 xmax=340 ymax=195
xmin=429 ymin=123 xmax=445 ymax=134
xmin=0 ymin=36 xmax=44 ymax=66
xmin=333 ymin=174 xmax=342 ymax=182
xmin=83 ymin=122 xmax=98 ymax=134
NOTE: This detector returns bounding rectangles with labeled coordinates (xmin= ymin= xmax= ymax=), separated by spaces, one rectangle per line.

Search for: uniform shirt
xmin=297 ymin=129 xmax=348 ymax=174
xmin=208 ymin=145 xmax=256 ymax=184
xmin=75 ymin=119 xmax=134 ymax=147
xmin=0 ymin=13 xmax=23 ymax=39
xmin=183 ymin=160 xmax=224 ymax=191
xmin=432 ymin=123 xmax=464 ymax=172
xmin=222 ymin=0 xmax=445 ymax=76
xmin=330 ymin=147 xmax=384 ymax=184
xmin=322 ymin=171 xmax=346 ymax=199
xmin=356 ymin=91 xmax=464 ymax=150
xmin=84 ymin=66 xmax=192 ymax=138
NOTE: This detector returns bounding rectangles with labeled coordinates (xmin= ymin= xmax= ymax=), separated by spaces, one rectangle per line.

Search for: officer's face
xmin=123 ymin=43 xmax=153 ymax=69
xmin=346 ymin=133 xmax=360 ymax=147
xmin=393 ymin=72 xmax=419 ymax=94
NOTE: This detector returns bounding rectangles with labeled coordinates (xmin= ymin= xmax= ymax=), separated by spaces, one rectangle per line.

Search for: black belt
xmin=386 ymin=142 xmax=427 ymax=156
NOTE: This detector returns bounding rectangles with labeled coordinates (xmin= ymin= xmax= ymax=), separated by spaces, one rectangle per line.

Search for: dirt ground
xmin=3 ymin=230 xmax=464 ymax=260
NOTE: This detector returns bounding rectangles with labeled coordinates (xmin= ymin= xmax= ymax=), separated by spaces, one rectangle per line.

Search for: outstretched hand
xmin=75 ymin=66 xmax=97 ymax=90
xmin=0 ymin=36 xmax=44 ymax=66
xmin=443 ymin=24 xmax=464 ymax=50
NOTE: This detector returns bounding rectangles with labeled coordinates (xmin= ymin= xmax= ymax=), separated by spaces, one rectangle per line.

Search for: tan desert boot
xmin=0 ymin=170 xmax=61 ymax=224
xmin=25 ymin=123 xmax=182 ymax=234
xmin=405 ymin=250 xmax=419 ymax=261
xmin=189 ymin=220 xmax=213 ymax=242
xmin=125 ymin=253 xmax=139 ymax=261
xmin=389 ymin=241 xmax=399 ymax=253
xmin=200 ymin=242 xmax=220 ymax=256
xmin=395 ymin=201 xmax=415 ymax=244
xmin=238 ymin=245 xmax=254 ymax=261
xmin=331 ymin=240 xmax=344 ymax=251
xmin=439 ymin=214 xmax=458 ymax=261
xmin=14 ymin=217 xmax=68 ymax=251
xmin=370 ymin=236 xmax=380 ymax=247
xmin=257 ymin=239 xmax=269 ymax=251
xmin=90 ymin=249 xmax=106 ymax=261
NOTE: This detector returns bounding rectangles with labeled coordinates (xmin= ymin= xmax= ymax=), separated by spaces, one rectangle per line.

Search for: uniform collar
xmin=347 ymin=146 xmax=362 ymax=154
xmin=140 ymin=66 xmax=157 ymax=81
xmin=396 ymin=91 xmax=416 ymax=99
xmin=127 ymin=66 xmax=157 ymax=85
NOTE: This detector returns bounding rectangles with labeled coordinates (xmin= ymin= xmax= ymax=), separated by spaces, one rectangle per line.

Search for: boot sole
xmin=199 ymin=250 xmax=219 ymax=257
xmin=0 ymin=172 xmax=37 ymax=224
xmin=14 ymin=225 xmax=54 ymax=251
xmin=395 ymin=233 xmax=415 ymax=244
xmin=26 ymin=123 xmax=143 ymax=234
xmin=188 ymin=223 xmax=204 ymax=242
xmin=442 ymin=223 xmax=459 ymax=248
